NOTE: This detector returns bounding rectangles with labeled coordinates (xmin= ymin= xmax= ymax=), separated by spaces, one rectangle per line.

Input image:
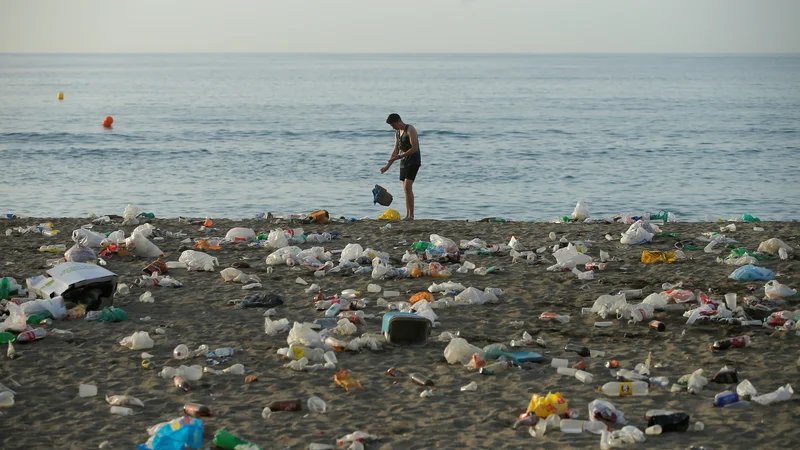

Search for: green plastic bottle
xmin=257 ymin=233 xmax=268 ymax=240
xmin=213 ymin=430 xmax=262 ymax=450
xmin=411 ymin=241 xmax=433 ymax=251
xmin=0 ymin=277 xmax=10 ymax=300
xmin=137 ymin=212 xmax=156 ymax=219
xmin=0 ymin=332 xmax=16 ymax=344
xmin=26 ymin=311 xmax=53 ymax=325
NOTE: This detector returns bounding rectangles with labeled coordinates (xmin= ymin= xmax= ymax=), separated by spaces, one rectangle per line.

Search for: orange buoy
xmin=57 ymin=92 xmax=64 ymax=100
xmin=102 ymin=116 xmax=114 ymax=128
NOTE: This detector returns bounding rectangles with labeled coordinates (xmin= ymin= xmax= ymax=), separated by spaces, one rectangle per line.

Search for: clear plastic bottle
xmin=599 ymin=381 xmax=649 ymax=396
xmin=575 ymin=370 xmax=594 ymax=384
xmin=557 ymin=367 xmax=577 ymax=376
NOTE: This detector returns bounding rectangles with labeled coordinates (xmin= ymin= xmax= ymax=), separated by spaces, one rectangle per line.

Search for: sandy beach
xmin=0 ymin=216 xmax=797 ymax=449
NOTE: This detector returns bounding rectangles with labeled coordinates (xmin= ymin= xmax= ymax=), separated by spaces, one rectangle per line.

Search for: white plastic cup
xmin=173 ymin=344 xmax=189 ymax=360
xmin=79 ymin=384 xmax=98 ymax=397
xmin=724 ymin=293 xmax=737 ymax=310
xmin=307 ymin=396 xmax=327 ymax=413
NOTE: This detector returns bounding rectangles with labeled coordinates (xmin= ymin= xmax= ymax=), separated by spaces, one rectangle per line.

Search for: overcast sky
xmin=1 ymin=0 xmax=798 ymax=53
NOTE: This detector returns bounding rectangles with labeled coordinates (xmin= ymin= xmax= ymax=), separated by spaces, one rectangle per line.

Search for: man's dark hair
xmin=386 ymin=113 xmax=402 ymax=124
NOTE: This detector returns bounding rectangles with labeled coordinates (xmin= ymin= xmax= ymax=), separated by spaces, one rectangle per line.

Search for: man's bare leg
xmin=403 ymin=179 xmax=414 ymax=220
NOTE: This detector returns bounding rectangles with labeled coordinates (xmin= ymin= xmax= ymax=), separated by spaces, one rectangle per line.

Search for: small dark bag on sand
xmin=373 ymin=184 xmax=393 ymax=206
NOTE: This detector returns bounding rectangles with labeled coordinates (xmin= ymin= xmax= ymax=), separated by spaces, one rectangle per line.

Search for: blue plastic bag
xmin=137 ymin=417 xmax=203 ymax=450
xmin=729 ymin=264 xmax=775 ymax=282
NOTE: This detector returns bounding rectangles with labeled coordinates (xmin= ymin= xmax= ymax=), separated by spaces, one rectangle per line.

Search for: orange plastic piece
xmin=641 ymin=250 xmax=678 ymax=264
xmin=409 ymin=291 xmax=433 ymax=305
xmin=334 ymin=369 xmax=363 ymax=392
xmin=203 ymin=218 xmax=213 ymax=228
xmin=194 ymin=239 xmax=220 ymax=251
xmin=102 ymin=116 xmax=113 ymax=127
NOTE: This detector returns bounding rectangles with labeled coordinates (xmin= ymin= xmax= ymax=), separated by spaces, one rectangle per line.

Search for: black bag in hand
xmin=372 ymin=184 xmax=393 ymax=206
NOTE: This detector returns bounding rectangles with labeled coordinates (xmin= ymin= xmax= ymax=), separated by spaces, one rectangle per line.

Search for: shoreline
xmin=1 ymin=217 xmax=797 ymax=449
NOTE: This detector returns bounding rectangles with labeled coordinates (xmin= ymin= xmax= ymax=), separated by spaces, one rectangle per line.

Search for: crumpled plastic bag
xmin=264 ymin=317 xmax=290 ymax=335
xmin=411 ymin=300 xmax=439 ymax=323
xmin=757 ymin=238 xmax=793 ymax=255
xmin=641 ymin=293 xmax=668 ymax=310
xmin=287 ymin=322 xmax=323 ymax=348
xmin=378 ymin=209 xmax=400 ymax=221
xmin=20 ymin=297 xmax=67 ymax=320
xmin=430 ymin=234 xmax=458 ymax=253
xmin=571 ymin=199 xmax=589 ymax=221
xmin=371 ymin=258 xmax=391 ymax=280
xmin=332 ymin=318 xmax=358 ymax=336
xmin=122 ymin=204 xmax=140 ymax=226
xmin=72 ymin=228 xmax=106 ymax=248
xmin=225 ymin=227 xmax=256 ymax=242
xmin=137 ymin=416 xmax=203 ymax=450
xmin=588 ymin=399 xmax=626 ymax=424
xmin=591 ymin=294 xmax=628 ymax=318
xmin=133 ymin=223 xmax=157 ymax=239
xmin=220 ymin=267 xmax=261 ymax=284
xmin=265 ymin=246 xmax=301 ymax=265
xmin=0 ymin=302 xmax=28 ymax=332
xmin=428 ymin=281 xmax=466 ymax=293
xmin=729 ymin=264 xmax=775 ymax=282
xmin=340 ymin=243 xmax=364 ymax=262
xmin=126 ymin=230 xmax=164 ymax=259
xmin=764 ymin=280 xmax=797 ymax=299
xmin=454 ymin=287 xmax=498 ymax=305
xmin=736 ymin=380 xmax=758 ymax=399
xmin=179 ymin=250 xmax=218 ymax=271
xmin=443 ymin=337 xmax=485 ymax=365
xmin=65 ymin=241 xmax=97 ymax=263
xmin=267 ymin=229 xmax=289 ymax=249
xmin=553 ymin=243 xmax=592 ymax=268
xmin=620 ymin=220 xmax=659 ymax=245
xmin=119 ymin=331 xmax=154 ymax=350
xmin=346 ymin=335 xmax=383 ymax=351
xmin=527 ymin=392 xmax=569 ymax=418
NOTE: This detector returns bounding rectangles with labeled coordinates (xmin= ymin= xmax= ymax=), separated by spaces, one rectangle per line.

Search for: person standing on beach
xmin=380 ymin=113 xmax=421 ymax=220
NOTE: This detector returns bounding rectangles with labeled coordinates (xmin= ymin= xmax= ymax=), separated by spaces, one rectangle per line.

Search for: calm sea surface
xmin=1 ymin=53 xmax=798 ymax=221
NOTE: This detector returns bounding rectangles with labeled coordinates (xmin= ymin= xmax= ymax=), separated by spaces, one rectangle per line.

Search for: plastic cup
xmin=79 ymin=384 xmax=98 ymax=397
xmin=724 ymin=293 xmax=737 ymax=310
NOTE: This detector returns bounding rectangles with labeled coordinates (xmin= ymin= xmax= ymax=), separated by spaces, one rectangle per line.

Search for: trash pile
xmin=1 ymin=201 xmax=797 ymax=448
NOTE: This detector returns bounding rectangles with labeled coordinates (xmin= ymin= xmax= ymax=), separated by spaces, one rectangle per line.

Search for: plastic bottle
xmin=173 ymin=376 xmax=191 ymax=392
xmin=557 ymin=367 xmax=577 ymax=376
xmin=173 ymin=344 xmax=190 ymax=359
xmin=711 ymin=336 xmax=751 ymax=351
xmin=0 ymin=277 xmax=9 ymax=300
xmin=410 ymin=373 xmax=435 ymax=387
xmin=645 ymin=425 xmax=662 ymax=435
xmin=615 ymin=369 xmax=649 ymax=382
xmin=560 ymin=419 xmax=607 ymax=434
xmin=551 ymin=358 xmax=569 ymax=368
xmin=479 ymin=361 xmax=513 ymax=375
xmin=110 ymin=406 xmax=134 ymax=416
xmin=0 ymin=332 xmax=16 ymax=344
xmin=267 ymin=399 xmax=302 ymax=411
xmin=575 ymin=370 xmax=594 ymax=384
xmin=647 ymin=413 xmax=690 ymax=432
xmin=213 ymin=430 xmax=262 ymax=450
xmin=564 ymin=344 xmax=591 ymax=357
xmin=599 ymin=381 xmax=649 ymax=396
xmin=713 ymin=391 xmax=740 ymax=407
xmin=183 ymin=403 xmax=215 ymax=417
xmin=16 ymin=328 xmax=47 ymax=343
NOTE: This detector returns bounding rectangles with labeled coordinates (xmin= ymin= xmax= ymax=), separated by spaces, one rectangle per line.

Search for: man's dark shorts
xmin=400 ymin=165 xmax=420 ymax=181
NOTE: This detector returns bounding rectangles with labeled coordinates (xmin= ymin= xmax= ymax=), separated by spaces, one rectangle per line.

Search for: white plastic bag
xmin=641 ymin=293 xmax=668 ymax=310
xmin=132 ymin=223 xmax=157 ymax=239
xmin=591 ymin=294 xmax=628 ymax=319
xmin=286 ymin=322 xmax=323 ymax=348
xmin=508 ymin=236 xmax=525 ymax=251
xmin=454 ymin=287 xmax=497 ymax=305
xmin=267 ymin=229 xmax=289 ymax=249
xmin=20 ymin=297 xmax=67 ymax=320
xmin=65 ymin=242 xmax=97 ymax=263
xmin=0 ymin=302 xmax=28 ymax=332
xmin=571 ymin=199 xmax=589 ymax=221
xmin=265 ymin=246 xmax=301 ymax=265
xmin=220 ymin=267 xmax=261 ymax=284
xmin=72 ymin=229 xmax=106 ymax=248
xmin=225 ymin=227 xmax=256 ymax=241
xmin=105 ymin=230 xmax=126 ymax=244
xmin=430 ymin=234 xmax=458 ymax=253
xmin=122 ymin=204 xmax=140 ymax=226
xmin=333 ymin=318 xmax=358 ymax=336
xmin=620 ymin=220 xmax=659 ymax=245
xmin=444 ymin=337 xmax=485 ymax=365
xmin=371 ymin=258 xmax=391 ymax=280
xmin=125 ymin=231 xmax=164 ymax=258
xmin=264 ymin=317 xmax=290 ymax=336
xmin=119 ymin=331 xmax=154 ymax=350
xmin=179 ymin=250 xmax=219 ymax=271
xmin=340 ymin=243 xmax=364 ymax=262
xmin=764 ymin=280 xmax=797 ymax=299
xmin=553 ymin=243 xmax=592 ymax=268
xmin=757 ymin=238 xmax=793 ymax=255
xmin=428 ymin=281 xmax=466 ymax=293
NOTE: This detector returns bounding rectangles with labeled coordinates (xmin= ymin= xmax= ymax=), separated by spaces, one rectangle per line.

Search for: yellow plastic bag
xmin=641 ymin=250 xmax=677 ymax=264
xmin=378 ymin=209 xmax=400 ymax=221
xmin=527 ymin=392 xmax=569 ymax=418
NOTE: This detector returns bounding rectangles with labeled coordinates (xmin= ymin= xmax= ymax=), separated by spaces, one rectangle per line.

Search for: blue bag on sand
xmin=729 ymin=264 xmax=775 ymax=282
xmin=137 ymin=417 xmax=203 ymax=450
xmin=373 ymin=184 xmax=393 ymax=206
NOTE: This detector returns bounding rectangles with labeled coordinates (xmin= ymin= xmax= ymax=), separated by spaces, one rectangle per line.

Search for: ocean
xmin=1 ymin=53 xmax=798 ymax=221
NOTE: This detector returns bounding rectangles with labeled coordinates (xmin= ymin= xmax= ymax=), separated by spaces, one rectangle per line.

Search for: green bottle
xmin=411 ymin=241 xmax=433 ymax=251
xmin=0 ymin=332 xmax=16 ymax=344
xmin=137 ymin=212 xmax=156 ymax=218
xmin=257 ymin=233 xmax=268 ymax=240
xmin=26 ymin=311 xmax=53 ymax=325
xmin=213 ymin=430 xmax=262 ymax=450
xmin=0 ymin=277 xmax=9 ymax=300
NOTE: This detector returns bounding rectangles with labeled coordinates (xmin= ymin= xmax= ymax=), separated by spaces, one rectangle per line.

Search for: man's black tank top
xmin=397 ymin=124 xmax=421 ymax=168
